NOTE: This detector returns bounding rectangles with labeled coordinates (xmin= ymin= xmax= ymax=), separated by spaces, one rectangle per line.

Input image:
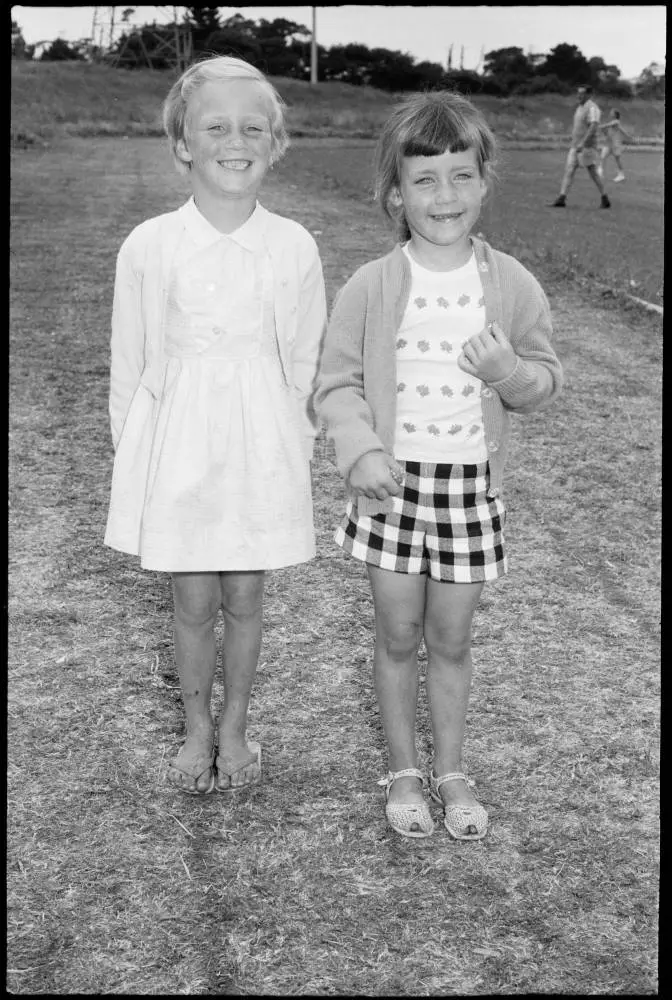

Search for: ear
xmin=175 ymin=136 xmax=193 ymax=165
xmin=388 ymin=186 xmax=403 ymax=208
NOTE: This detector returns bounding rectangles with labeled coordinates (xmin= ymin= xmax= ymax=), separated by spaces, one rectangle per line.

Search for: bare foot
xmin=167 ymin=723 xmax=215 ymax=794
xmin=215 ymin=736 xmax=261 ymax=791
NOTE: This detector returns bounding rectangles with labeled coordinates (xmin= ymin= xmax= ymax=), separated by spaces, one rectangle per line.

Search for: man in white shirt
xmin=551 ymin=85 xmax=611 ymax=209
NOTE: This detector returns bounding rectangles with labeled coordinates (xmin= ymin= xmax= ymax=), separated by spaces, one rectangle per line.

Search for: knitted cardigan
xmin=315 ymin=238 xmax=563 ymax=514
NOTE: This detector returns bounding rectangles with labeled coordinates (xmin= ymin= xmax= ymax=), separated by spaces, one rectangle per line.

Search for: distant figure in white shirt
xmin=551 ymin=85 xmax=611 ymax=208
xmin=104 ymin=56 xmax=326 ymax=796
xmin=598 ymin=109 xmax=633 ymax=182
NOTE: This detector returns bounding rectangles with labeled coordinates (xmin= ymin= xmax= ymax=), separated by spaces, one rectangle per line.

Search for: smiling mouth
xmin=431 ymin=212 xmax=463 ymax=221
xmin=219 ymin=159 xmax=251 ymax=171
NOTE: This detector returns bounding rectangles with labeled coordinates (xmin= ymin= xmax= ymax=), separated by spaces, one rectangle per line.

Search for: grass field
xmin=12 ymin=59 xmax=666 ymax=145
xmin=279 ymin=138 xmax=664 ymax=306
xmin=9 ymin=130 xmax=660 ymax=996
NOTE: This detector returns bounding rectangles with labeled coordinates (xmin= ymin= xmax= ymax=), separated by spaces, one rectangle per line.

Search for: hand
xmin=457 ymin=322 xmax=518 ymax=383
xmin=348 ymin=451 xmax=405 ymax=500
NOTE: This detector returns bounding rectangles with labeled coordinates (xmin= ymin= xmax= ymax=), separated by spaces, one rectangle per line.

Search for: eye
xmin=455 ymin=172 xmax=476 ymax=182
xmin=414 ymin=176 xmax=433 ymax=185
xmin=245 ymin=125 xmax=263 ymax=133
xmin=208 ymin=124 xmax=226 ymax=133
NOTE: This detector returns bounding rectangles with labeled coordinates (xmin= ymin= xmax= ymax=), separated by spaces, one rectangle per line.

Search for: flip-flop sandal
xmin=215 ymin=741 xmax=262 ymax=793
xmin=167 ymin=743 xmax=216 ymax=795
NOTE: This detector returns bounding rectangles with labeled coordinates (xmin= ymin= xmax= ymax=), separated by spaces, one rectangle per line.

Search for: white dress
xmin=106 ymin=202 xmax=315 ymax=573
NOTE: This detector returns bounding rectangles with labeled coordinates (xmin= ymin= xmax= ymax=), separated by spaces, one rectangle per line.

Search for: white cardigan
xmin=109 ymin=199 xmax=327 ymax=457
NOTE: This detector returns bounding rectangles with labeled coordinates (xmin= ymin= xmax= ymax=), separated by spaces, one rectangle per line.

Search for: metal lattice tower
xmin=90 ymin=6 xmax=192 ymax=71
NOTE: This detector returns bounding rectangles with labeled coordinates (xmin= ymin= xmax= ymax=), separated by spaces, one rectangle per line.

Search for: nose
xmin=434 ymin=180 xmax=458 ymax=205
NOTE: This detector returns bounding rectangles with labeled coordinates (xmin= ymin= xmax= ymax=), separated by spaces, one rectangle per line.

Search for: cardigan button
xmin=482 ymin=388 xmax=493 ymax=398
xmin=488 ymin=440 xmax=499 ymax=452
xmin=487 ymin=487 xmax=500 ymax=499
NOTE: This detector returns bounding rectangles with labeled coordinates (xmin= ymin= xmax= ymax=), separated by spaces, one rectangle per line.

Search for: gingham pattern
xmin=335 ymin=461 xmax=507 ymax=583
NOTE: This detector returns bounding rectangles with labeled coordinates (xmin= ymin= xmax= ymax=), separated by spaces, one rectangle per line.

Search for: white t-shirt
xmin=393 ymin=246 xmax=488 ymax=463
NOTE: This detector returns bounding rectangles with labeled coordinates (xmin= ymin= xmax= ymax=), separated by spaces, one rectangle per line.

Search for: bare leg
xmin=559 ymin=150 xmax=579 ymax=196
xmin=367 ymin=565 xmax=426 ymax=809
xmin=586 ymin=163 xmax=607 ymax=195
xmin=216 ymin=570 xmax=265 ymax=789
xmin=424 ymin=578 xmax=484 ymax=814
xmin=168 ymin=572 xmax=221 ymax=792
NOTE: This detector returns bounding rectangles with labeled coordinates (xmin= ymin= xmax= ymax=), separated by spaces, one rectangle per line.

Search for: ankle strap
xmin=377 ymin=767 xmax=424 ymax=787
xmin=431 ymin=771 xmax=471 ymax=791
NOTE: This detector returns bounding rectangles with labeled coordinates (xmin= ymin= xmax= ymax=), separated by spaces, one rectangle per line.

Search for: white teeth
xmin=220 ymin=160 xmax=250 ymax=170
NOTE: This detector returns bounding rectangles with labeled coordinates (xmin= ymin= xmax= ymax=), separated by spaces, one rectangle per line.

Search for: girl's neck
xmin=191 ymin=189 xmax=259 ymax=235
xmin=406 ymin=235 xmax=473 ymax=272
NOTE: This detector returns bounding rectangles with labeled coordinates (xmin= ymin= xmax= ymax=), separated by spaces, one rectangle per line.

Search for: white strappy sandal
xmin=429 ymin=771 xmax=488 ymax=841
xmin=377 ymin=767 xmax=434 ymax=838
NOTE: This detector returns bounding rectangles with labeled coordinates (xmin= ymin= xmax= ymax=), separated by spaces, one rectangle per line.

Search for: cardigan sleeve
xmin=109 ymin=235 xmax=146 ymax=451
xmin=290 ymin=233 xmax=327 ymax=459
xmin=486 ymin=264 xmax=563 ymax=414
xmin=314 ymin=272 xmax=387 ymax=477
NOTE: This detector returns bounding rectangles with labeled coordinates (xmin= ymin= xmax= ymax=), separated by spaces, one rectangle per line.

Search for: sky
xmin=12 ymin=5 xmax=666 ymax=81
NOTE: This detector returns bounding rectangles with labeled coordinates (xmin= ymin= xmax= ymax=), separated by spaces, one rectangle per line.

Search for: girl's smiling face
xmin=177 ymin=78 xmax=274 ymax=201
xmin=391 ymin=146 xmax=487 ymax=267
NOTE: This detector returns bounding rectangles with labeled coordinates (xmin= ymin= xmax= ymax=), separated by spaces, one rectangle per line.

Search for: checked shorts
xmin=335 ymin=460 xmax=507 ymax=583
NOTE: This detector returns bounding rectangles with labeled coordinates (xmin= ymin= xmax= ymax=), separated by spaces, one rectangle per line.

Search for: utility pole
xmin=310 ymin=6 xmax=318 ymax=84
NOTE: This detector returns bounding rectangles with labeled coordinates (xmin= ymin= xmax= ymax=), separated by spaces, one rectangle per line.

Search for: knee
xmin=424 ymin=623 xmax=471 ymax=665
xmin=221 ymin=574 xmax=264 ymax=625
xmin=376 ymin=619 xmax=422 ymax=663
xmin=173 ymin=581 xmax=221 ymax=631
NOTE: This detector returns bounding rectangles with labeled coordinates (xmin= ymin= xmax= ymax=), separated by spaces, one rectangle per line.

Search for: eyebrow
xmin=200 ymin=113 xmax=269 ymax=124
xmin=408 ymin=163 xmax=477 ymax=175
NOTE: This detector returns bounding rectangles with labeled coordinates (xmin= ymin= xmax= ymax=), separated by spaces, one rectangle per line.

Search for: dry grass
xmin=11 ymin=59 xmax=666 ymax=147
xmin=8 ymin=135 xmax=659 ymax=995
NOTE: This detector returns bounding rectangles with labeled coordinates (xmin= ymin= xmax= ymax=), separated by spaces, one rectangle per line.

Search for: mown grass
xmin=279 ymin=137 xmax=664 ymax=306
xmin=11 ymin=59 xmax=666 ymax=145
xmin=8 ymin=136 xmax=660 ymax=995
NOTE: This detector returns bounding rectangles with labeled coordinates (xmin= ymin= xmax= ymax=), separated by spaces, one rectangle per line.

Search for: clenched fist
xmin=348 ymin=450 xmax=405 ymax=500
xmin=457 ymin=322 xmax=517 ymax=383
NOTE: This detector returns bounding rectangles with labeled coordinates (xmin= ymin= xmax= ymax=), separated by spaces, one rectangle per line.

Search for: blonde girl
xmin=316 ymin=91 xmax=562 ymax=840
xmin=105 ymin=56 xmax=326 ymax=795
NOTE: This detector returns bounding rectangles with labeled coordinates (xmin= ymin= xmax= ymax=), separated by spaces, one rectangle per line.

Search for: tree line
xmin=11 ymin=9 xmax=664 ymax=99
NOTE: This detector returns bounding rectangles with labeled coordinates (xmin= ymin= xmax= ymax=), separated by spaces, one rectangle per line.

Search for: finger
xmin=457 ymin=354 xmax=478 ymax=376
xmin=488 ymin=322 xmax=508 ymax=344
xmin=386 ymin=460 xmax=405 ymax=485
xmin=373 ymin=485 xmax=392 ymax=500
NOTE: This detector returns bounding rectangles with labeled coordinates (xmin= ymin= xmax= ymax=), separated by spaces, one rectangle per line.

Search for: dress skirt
xmin=104 ymin=352 xmax=315 ymax=572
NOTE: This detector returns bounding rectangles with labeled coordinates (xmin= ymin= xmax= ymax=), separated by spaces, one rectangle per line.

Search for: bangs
xmin=400 ymin=105 xmax=482 ymax=159
xmin=402 ymin=135 xmax=473 ymax=158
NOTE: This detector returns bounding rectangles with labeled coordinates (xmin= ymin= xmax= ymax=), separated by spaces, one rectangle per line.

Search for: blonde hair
xmin=374 ymin=90 xmax=497 ymax=241
xmin=162 ymin=55 xmax=289 ymax=173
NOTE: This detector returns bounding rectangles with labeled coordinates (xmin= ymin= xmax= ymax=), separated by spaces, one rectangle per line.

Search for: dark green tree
xmin=39 ymin=37 xmax=86 ymax=61
xmin=483 ymin=46 xmax=533 ymax=81
xmin=537 ymin=43 xmax=591 ymax=85
xmin=11 ymin=18 xmax=34 ymax=59
xmin=184 ymin=6 xmax=221 ymax=31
